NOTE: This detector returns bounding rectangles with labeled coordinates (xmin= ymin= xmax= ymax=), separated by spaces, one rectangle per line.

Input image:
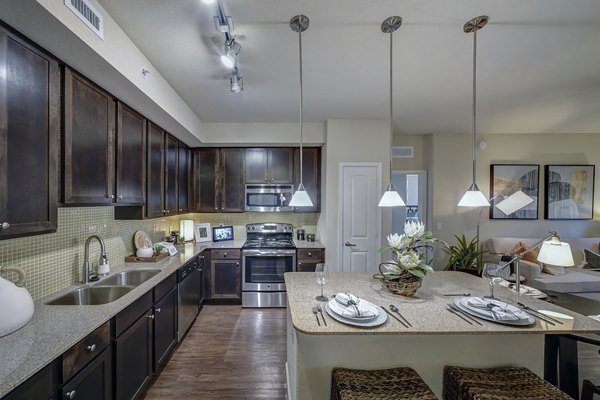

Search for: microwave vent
xmin=65 ymin=0 xmax=104 ymax=40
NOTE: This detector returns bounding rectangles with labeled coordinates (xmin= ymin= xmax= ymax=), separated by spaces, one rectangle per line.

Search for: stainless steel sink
xmin=46 ymin=286 xmax=134 ymax=305
xmin=95 ymin=269 xmax=160 ymax=287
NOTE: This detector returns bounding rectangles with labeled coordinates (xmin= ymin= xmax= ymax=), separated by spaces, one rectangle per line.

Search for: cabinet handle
xmin=147 ymin=314 xmax=155 ymax=320
xmin=264 ymin=178 xmax=268 ymax=182
xmin=156 ymin=308 xmax=162 ymax=313
xmin=86 ymin=344 xmax=96 ymax=352
xmin=66 ymin=390 xmax=76 ymax=399
xmin=308 ymin=252 xmax=312 ymax=257
xmin=0 ymin=222 xmax=9 ymax=230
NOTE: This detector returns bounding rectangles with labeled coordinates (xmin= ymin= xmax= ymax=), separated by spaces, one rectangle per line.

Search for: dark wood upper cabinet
xmin=146 ymin=122 xmax=164 ymax=218
xmin=245 ymin=148 xmax=293 ymax=184
xmin=116 ymin=102 xmax=146 ymax=205
xmin=177 ymin=141 xmax=190 ymax=214
xmin=219 ymin=148 xmax=245 ymax=212
xmin=0 ymin=25 xmax=59 ymax=239
xmin=192 ymin=148 xmax=218 ymax=213
xmin=294 ymin=147 xmax=321 ymax=213
xmin=164 ymin=134 xmax=178 ymax=216
xmin=64 ymin=67 xmax=115 ymax=204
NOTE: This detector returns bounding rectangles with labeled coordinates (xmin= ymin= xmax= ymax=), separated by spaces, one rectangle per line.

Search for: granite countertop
xmin=285 ymin=271 xmax=600 ymax=336
xmin=294 ymin=240 xmax=325 ymax=249
xmin=0 ymin=242 xmax=225 ymax=397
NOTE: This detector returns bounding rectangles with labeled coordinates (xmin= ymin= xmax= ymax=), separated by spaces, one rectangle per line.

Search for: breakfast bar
xmin=285 ymin=271 xmax=600 ymax=399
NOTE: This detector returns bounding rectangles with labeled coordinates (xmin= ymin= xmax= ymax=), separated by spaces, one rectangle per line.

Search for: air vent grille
xmin=65 ymin=0 xmax=104 ymax=40
xmin=392 ymin=146 xmax=413 ymax=158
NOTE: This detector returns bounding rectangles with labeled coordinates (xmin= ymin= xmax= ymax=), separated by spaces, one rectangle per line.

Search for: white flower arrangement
xmin=378 ymin=221 xmax=439 ymax=279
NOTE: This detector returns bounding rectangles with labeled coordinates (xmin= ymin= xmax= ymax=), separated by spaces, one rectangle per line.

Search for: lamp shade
xmin=378 ymin=183 xmax=406 ymax=207
xmin=537 ymin=239 xmax=575 ymax=267
xmin=495 ymin=190 xmax=534 ymax=216
xmin=289 ymin=183 xmax=313 ymax=207
xmin=458 ymin=184 xmax=490 ymax=207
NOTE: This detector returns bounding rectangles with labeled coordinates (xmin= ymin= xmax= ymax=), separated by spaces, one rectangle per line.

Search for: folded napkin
xmin=329 ymin=293 xmax=378 ymax=319
xmin=497 ymin=279 xmax=541 ymax=296
xmin=467 ymin=297 xmax=529 ymax=321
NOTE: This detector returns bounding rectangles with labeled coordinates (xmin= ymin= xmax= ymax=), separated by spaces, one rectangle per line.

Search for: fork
xmin=312 ymin=305 xmax=321 ymax=326
xmin=316 ymin=304 xmax=327 ymax=326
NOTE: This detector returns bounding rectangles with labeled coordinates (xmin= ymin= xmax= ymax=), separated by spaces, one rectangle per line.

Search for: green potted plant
xmin=443 ymin=234 xmax=482 ymax=276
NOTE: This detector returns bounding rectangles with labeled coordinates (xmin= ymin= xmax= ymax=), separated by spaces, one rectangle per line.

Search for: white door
xmin=339 ymin=163 xmax=381 ymax=272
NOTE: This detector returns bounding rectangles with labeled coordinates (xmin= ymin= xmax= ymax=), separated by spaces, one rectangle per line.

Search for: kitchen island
xmin=285 ymin=271 xmax=600 ymax=399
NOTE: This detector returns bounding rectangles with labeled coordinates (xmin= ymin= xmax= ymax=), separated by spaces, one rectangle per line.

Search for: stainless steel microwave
xmin=245 ymin=184 xmax=294 ymax=212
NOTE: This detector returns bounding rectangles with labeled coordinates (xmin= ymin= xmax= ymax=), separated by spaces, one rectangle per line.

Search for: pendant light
xmin=288 ymin=15 xmax=313 ymax=207
xmin=378 ymin=16 xmax=405 ymax=207
xmin=458 ymin=16 xmax=490 ymax=207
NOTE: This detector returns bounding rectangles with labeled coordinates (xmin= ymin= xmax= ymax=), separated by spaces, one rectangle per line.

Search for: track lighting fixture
xmin=230 ymin=67 xmax=243 ymax=93
xmin=220 ymin=39 xmax=241 ymax=69
xmin=210 ymin=0 xmax=245 ymax=91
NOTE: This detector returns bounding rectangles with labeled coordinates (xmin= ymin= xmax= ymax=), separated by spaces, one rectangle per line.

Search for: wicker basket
xmin=374 ymin=265 xmax=423 ymax=296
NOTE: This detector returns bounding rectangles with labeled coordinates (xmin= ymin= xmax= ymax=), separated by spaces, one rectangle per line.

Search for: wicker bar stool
xmin=443 ymin=366 xmax=573 ymax=400
xmin=331 ymin=367 xmax=438 ymax=400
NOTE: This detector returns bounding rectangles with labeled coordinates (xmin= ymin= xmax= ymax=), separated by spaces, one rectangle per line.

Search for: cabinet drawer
xmin=63 ymin=321 xmax=110 ymax=382
xmin=115 ymin=290 xmax=153 ymax=337
xmin=154 ymin=273 xmax=176 ymax=302
xmin=297 ymin=248 xmax=323 ymax=260
xmin=211 ymin=249 xmax=240 ymax=260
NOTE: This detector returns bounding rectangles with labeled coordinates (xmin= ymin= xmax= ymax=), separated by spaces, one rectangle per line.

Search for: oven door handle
xmin=242 ymin=249 xmax=296 ymax=256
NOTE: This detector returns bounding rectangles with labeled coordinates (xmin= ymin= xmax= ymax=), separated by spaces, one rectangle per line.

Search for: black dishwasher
xmin=178 ymin=258 xmax=199 ymax=341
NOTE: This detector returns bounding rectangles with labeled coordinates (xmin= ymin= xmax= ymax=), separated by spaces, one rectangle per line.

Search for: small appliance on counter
xmin=0 ymin=266 xmax=34 ymax=338
xmin=296 ymin=229 xmax=305 ymax=241
xmin=307 ymin=233 xmax=316 ymax=242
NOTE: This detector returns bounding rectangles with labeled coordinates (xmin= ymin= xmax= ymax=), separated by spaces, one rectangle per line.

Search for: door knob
xmin=344 ymin=242 xmax=357 ymax=247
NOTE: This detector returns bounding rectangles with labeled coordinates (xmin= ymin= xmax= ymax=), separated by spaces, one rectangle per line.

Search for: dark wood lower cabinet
xmin=61 ymin=347 xmax=112 ymax=400
xmin=115 ymin=311 xmax=153 ymax=400
xmin=153 ymin=287 xmax=178 ymax=372
xmin=3 ymin=363 xmax=55 ymax=400
xmin=210 ymin=258 xmax=241 ymax=300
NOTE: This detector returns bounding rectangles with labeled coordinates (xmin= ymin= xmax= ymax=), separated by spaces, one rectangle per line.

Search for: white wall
xmin=201 ymin=122 xmax=325 ymax=145
xmin=429 ymin=132 xmax=600 ymax=250
xmin=1 ymin=0 xmax=205 ymax=145
xmin=320 ymin=119 xmax=391 ymax=271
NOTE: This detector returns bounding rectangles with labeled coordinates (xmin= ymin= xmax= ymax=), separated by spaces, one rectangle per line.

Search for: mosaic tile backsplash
xmin=0 ymin=207 xmax=318 ymax=300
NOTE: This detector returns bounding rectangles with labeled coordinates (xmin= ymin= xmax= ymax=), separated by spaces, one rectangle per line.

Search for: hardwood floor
xmin=144 ymin=305 xmax=288 ymax=400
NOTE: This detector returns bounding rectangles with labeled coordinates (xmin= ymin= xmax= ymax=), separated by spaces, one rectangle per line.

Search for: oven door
xmin=242 ymin=249 xmax=296 ymax=291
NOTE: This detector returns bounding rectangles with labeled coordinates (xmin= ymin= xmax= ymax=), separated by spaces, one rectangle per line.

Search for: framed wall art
xmin=194 ymin=223 xmax=211 ymax=243
xmin=544 ymin=165 xmax=595 ymax=220
xmin=489 ymin=164 xmax=539 ymax=219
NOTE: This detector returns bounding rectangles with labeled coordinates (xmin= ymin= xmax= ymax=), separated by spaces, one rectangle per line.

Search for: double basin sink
xmin=46 ymin=269 xmax=161 ymax=306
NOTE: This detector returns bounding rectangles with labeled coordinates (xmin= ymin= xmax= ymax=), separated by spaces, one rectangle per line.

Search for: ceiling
xmin=97 ymin=0 xmax=600 ymax=135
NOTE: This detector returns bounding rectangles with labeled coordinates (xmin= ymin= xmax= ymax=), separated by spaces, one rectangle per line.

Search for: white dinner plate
xmin=325 ymin=303 xmax=387 ymax=327
xmin=327 ymin=298 xmax=379 ymax=321
xmin=134 ymin=230 xmax=152 ymax=250
xmin=454 ymin=297 xmax=535 ymax=326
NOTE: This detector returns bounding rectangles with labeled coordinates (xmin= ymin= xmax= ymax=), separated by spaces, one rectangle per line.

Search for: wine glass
xmin=482 ymin=263 xmax=503 ymax=298
xmin=315 ymin=263 xmax=328 ymax=302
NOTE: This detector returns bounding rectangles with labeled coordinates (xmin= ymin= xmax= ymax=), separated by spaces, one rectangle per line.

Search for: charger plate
xmin=325 ymin=303 xmax=387 ymax=327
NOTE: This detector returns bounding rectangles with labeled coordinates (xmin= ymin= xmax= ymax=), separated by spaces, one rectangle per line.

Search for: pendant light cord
xmin=389 ymin=29 xmax=394 ymax=177
xmin=298 ymin=19 xmax=304 ymax=185
xmin=471 ymin=27 xmax=477 ymax=186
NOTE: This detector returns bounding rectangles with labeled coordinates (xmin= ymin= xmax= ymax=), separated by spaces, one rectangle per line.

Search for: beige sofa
xmin=481 ymin=237 xmax=600 ymax=293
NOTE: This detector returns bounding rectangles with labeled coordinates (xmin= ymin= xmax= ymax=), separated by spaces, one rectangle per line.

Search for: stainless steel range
xmin=241 ymin=223 xmax=296 ymax=308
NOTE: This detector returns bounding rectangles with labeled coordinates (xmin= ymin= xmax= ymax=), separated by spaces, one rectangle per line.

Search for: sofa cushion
xmin=530 ymin=269 xmax=600 ymax=293
xmin=584 ymin=249 xmax=600 ymax=269
xmin=542 ymin=264 xmax=567 ymax=276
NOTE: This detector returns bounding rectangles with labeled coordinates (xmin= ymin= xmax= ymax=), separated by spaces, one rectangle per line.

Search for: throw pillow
xmin=510 ymin=241 xmax=539 ymax=264
xmin=584 ymin=249 xmax=600 ymax=270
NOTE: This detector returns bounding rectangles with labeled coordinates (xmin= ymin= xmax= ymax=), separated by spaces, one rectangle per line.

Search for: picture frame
xmin=544 ymin=165 xmax=595 ymax=220
xmin=489 ymin=164 xmax=539 ymax=220
xmin=212 ymin=226 xmax=234 ymax=242
xmin=194 ymin=223 xmax=211 ymax=243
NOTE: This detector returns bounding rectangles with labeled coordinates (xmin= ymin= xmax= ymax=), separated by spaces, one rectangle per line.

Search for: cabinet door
xmin=145 ymin=122 xmax=164 ymax=218
xmin=192 ymin=148 xmax=218 ymax=212
xmin=177 ymin=142 xmax=190 ymax=214
xmin=269 ymin=148 xmax=293 ymax=183
xmin=61 ymin=347 xmax=111 ymax=400
xmin=219 ymin=148 xmax=245 ymax=212
xmin=293 ymin=147 xmax=321 ymax=212
xmin=210 ymin=259 xmax=241 ymax=299
xmin=164 ymin=134 xmax=178 ymax=216
xmin=153 ymin=287 xmax=177 ymax=372
xmin=3 ymin=362 xmax=55 ymax=400
xmin=198 ymin=255 xmax=206 ymax=307
xmin=245 ymin=148 xmax=268 ymax=183
xmin=0 ymin=26 xmax=59 ymax=239
xmin=64 ymin=68 xmax=115 ymax=204
xmin=115 ymin=311 xmax=153 ymax=400
xmin=116 ymin=102 xmax=146 ymax=205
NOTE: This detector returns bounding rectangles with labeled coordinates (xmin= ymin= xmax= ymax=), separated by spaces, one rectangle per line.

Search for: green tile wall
xmin=0 ymin=207 xmax=318 ymax=300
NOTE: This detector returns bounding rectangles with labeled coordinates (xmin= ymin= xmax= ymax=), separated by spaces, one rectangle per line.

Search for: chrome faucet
xmin=83 ymin=235 xmax=108 ymax=284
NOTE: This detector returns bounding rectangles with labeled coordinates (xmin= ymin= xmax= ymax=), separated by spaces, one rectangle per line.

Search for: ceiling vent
xmin=392 ymin=146 xmax=413 ymax=158
xmin=65 ymin=0 xmax=104 ymax=40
